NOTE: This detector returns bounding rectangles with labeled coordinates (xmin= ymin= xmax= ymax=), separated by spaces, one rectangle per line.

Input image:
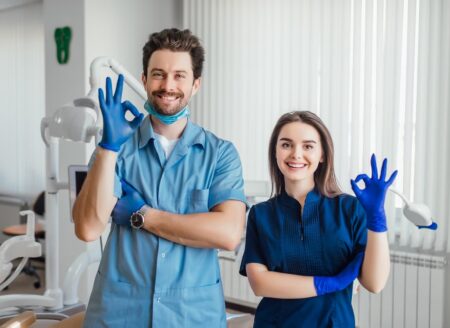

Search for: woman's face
xmin=276 ymin=121 xmax=324 ymax=188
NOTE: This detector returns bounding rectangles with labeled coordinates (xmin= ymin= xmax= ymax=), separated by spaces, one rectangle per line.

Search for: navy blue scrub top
xmin=240 ymin=189 xmax=367 ymax=328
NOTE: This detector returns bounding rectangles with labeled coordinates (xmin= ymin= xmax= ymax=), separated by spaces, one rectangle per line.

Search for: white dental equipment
xmin=0 ymin=57 xmax=147 ymax=312
xmin=389 ymin=188 xmax=438 ymax=230
xmin=0 ymin=211 xmax=41 ymax=291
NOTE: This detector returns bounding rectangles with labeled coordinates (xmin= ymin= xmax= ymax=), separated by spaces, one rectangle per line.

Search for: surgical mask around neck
xmin=144 ymin=101 xmax=190 ymax=125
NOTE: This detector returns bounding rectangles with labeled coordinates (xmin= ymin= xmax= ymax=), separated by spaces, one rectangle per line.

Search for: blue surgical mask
xmin=144 ymin=101 xmax=190 ymax=125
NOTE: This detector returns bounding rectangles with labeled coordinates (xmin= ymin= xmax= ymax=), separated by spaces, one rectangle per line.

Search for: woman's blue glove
xmin=98 ymin=74 xmax=144 ymax=152
xmin=351 ymin=154 xmax=398 ymax=232
xmin=111 ymin=180 xmax=146 ymax=226
xmin=314 ymin=252 xmax=364 ymax=296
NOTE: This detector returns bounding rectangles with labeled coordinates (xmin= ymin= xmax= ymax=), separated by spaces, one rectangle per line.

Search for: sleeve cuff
xmin=208 ymin=188 xmax=249 ymax=210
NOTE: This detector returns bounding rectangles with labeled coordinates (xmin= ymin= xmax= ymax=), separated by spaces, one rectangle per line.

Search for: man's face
xmin=142 ymin=50 xmax=201 ymax=116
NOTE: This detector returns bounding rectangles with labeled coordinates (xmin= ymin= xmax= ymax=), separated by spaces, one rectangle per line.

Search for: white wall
xmin=41 ymin=0 xmax=181 ymax=304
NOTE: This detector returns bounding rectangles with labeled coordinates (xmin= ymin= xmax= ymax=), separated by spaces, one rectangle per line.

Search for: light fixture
xmin=389 ymin=188 xmax=438 ymax=230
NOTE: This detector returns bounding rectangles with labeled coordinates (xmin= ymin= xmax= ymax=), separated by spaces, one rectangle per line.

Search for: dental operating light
xmin=389 ymin=188 xmax=438 ymax=230
xmin=41 ymin=57 xmax=147 ymax=145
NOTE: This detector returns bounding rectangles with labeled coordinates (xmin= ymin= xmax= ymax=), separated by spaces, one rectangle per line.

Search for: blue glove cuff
xmin=98 ymin=141 xmax=120 ymax=153
xmin=367 ymin=212 xmax=387 ymax=232
xmin=314 ymin=276 xmax=335 ymax=296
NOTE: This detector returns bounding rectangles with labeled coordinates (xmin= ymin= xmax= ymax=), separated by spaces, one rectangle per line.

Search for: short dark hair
xmin=268 ymin=111 xmax=342 ymax=198
xmin=142 ymin=28 xmax=205 ymax=80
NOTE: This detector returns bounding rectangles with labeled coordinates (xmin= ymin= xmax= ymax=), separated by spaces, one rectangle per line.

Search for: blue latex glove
xmin=314 ymin=252 xmax=364 ymax=296
xmin=98 ymin=74 xmax=144 ymax=152
xmin=111 ymin=180 xmax=146 ymax=226
xmin=351 ymin=154 xmax=398 ymax=232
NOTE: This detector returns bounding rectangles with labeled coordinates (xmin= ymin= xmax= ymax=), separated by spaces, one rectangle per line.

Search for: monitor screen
xmin=68 ymin=165 xmax=88 ymax=221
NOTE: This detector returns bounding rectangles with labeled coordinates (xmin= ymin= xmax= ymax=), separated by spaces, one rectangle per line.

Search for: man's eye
xmin=175 ymin=74 xmax=186 ymax=79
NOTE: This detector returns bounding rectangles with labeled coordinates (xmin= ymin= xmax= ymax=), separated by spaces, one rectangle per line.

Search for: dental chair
xmin=1 ymin=192 xmax=45 ymax=289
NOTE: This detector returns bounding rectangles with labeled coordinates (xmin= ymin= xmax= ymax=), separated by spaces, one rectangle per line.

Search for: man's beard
xmin=150 ymin=89 xmax=187 ymax=116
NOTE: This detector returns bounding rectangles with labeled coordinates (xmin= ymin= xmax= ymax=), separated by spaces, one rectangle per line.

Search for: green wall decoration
xmin=54 ymin=26 xmax=72 ymax=64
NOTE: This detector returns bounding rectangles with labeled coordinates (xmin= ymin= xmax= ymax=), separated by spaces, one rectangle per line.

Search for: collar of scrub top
xmin=138 ymin=115 xmax=206 ymax=150
xmin=278 ymin=187 xmax=321 ymax=209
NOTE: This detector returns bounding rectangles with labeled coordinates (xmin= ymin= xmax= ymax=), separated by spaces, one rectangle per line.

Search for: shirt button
xmin=161 ymin=253 xmax=166 ymax=258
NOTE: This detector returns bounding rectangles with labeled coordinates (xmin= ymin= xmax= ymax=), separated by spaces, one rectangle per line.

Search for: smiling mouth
xmin=157 ymin=94 xmax=181 ymax=102
xmin=286 ymin=163 xmax=307 ymax=169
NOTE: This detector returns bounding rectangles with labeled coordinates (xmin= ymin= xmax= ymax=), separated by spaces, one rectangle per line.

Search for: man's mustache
xmin=152 ymin=90 xmax=184 ymax=98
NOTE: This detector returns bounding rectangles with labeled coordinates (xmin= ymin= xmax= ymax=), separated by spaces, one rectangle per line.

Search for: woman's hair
xmin=142 ymin=28 xmax=205 ymax=80
xmin=268 ymin=111 xmax=342 ymax=197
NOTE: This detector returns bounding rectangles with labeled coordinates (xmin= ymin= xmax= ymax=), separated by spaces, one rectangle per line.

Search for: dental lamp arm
xmin=88 ymin=57 xmax=147 ymax=100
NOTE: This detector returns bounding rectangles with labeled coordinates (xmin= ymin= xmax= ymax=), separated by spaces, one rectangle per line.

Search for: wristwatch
xmin=130 ymin=205 xmax=149 ymax=230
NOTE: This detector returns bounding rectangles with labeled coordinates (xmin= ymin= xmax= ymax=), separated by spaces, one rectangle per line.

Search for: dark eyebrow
xmin=279 ymin=137 xmax=317 ymax=144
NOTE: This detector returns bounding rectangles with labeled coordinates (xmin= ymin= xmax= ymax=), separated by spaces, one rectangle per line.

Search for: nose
xmin=160 ymin=75 xmax=176 ymax=91
xmin=291 ymin=145 xmax=303 ymax=159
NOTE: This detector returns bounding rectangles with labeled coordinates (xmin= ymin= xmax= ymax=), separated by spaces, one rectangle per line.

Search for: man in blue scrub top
xmin=73 ymin=28 xmax=247 ymax=327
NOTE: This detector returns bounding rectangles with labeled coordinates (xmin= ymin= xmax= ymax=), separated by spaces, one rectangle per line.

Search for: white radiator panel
xmin=353 ymin=250 xmax=446 ymax=328
xmin=219 ymin=251 xmax=261 ymax=307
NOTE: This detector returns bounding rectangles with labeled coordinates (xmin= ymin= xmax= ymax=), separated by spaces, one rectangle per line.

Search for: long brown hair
xmin=268 ymin=111 xmax=342 ymax=197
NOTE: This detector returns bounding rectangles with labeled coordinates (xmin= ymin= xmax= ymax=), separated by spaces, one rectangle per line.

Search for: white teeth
xmin=287 ymin=163 xmax=306 ymax=168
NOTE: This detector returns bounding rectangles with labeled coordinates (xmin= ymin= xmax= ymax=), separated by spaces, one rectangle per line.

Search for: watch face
xmin=130 ymin=213 xmax=144 ymax=229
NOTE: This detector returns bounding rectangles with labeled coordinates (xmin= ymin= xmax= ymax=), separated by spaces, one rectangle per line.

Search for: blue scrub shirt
xmin=240 ymin=189 xmax=367 ymax=328
xmin=83 ymin=117 xmax=246 ymax=328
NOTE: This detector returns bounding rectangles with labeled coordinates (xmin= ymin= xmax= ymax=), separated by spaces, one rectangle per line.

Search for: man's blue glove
xmin=314 ymin=252 xmax=364 ymax=296
xmin=351 ymin=154 xmax=398 ymax=232
xmin=98 ymin=74 xmax=144 ymax=152
xmin=111 ymin=180 xmax=146 ymax=226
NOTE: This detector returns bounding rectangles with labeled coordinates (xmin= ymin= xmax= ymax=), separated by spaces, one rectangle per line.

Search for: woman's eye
xmin=304 ymin=145 xmax=313 ymax=150
xmin=281 ymin=143 xmax=291 ymax=148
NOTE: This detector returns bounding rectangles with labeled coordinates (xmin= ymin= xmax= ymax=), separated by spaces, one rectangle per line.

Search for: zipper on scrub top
xmin=299 ymin=211 xmax=304 ymax=240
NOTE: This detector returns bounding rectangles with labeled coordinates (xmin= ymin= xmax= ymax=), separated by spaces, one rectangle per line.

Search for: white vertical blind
xmin=0 ymin=1 xmax=45 ymax=199
xmin=184 ymin=0 xmax=450 ymax=252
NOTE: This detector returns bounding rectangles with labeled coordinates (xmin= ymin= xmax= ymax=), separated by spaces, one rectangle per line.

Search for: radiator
xmin=219 ymin=250 xmax=261 ymax=308
xmin=353 ymin=249 xmax=447 ymax=328
xmin=219 ymin=249 xmax=448 ymax=327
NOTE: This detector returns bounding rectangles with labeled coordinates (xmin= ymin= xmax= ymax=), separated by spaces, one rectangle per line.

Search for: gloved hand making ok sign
xmin=351 ymin=154 xmax=398 ymax=232
xmin=98 ymin=74 xmax=144 ymax=152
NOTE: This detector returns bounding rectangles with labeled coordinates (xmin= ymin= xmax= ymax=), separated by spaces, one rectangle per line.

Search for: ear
xmin=141 ymin=72 xmax=147 ymax=87
xmin=191 ymin=77 xmax=202 ymax=97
